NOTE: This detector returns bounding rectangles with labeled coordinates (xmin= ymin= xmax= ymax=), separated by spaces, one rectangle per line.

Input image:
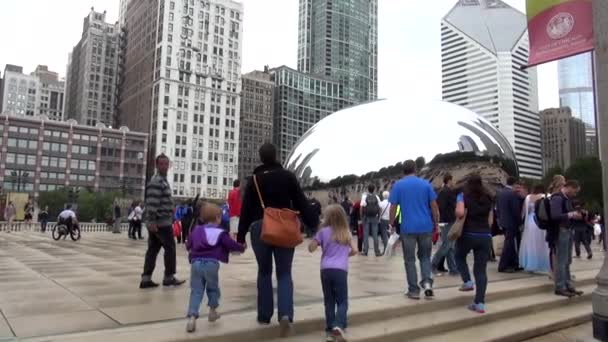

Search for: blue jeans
xmin=321 ymin=269 xmax=348 ymax=331
xmin=379 ymin=219 xmax=390 ymax=252
xmin=555 ymin=228 xmax=574 ymax=291
xmin=187 ymin=259 xmax=220 ymax=318
xmin=401 ymin=233 xmax=433 ymax=294
xmin=251 ymin=221 xmax=295 ymax=323
xmin=431 ymin=223 xmax=457 ymax=273
xmin=455 ymin=234 xmax=491 ymax=304
xmin=363 ymin=216 xmax=380 ymax=255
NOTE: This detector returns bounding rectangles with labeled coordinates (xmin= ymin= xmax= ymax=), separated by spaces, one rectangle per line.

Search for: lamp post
xmin=9 ymin=170 xmax=30 ymax=192
xmin=592 ymin=0 xmax=608 ymax=340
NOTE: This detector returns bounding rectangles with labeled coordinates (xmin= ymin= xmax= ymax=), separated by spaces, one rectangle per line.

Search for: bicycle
xmin=51 ymin=222 xmax=81 ymax=241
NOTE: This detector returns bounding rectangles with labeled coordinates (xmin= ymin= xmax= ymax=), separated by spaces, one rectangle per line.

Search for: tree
xmin=38 ymin=188 xmax=120 ymax=222
xmin=565 ymin=157 xmax=603 ymax=214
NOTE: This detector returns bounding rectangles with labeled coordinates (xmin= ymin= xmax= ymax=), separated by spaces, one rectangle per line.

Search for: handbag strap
xmin=252 ymin=175 xmax=266 ymax=209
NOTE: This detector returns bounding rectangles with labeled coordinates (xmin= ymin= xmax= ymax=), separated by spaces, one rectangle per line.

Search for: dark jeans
xmin=498 ymin=227 xmax=521 ymax=271
xmin=142 ymin=226 xmax=176 ymax=280
xmin=321 ymin=269 xmax=348 ymax=332
xmin=455 ymin=234 xmax=492 ymax=304
xmin=362 ymin=217 xmax=380 ymax=255
xmin=128 ymin=220 xmax=134 ymax=238
xmin=40 ymin=220 xmax=48 ymax=232
xmin=432 ymin=223 xmax=457 ymax=273
xmin=250 ymin=221 xmax=295 ymax=323
xmin=573 ymin=228 xmax=592 ymax=257
xmin=133 ymin=221 xmax=142 ymax=239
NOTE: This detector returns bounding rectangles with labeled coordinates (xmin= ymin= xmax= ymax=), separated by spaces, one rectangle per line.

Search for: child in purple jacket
xmin=185 ymin=203 xmax=245 ymax=333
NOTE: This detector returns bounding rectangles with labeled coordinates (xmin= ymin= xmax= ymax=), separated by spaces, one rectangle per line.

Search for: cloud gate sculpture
xmin=285 ymin=98 xmax=518 ymax=202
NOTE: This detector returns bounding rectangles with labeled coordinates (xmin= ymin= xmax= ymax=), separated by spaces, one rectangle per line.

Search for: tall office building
xmin=0 ymin=64 xmax=65 ymax=121
xmin=65 ymin=8 xmax=119 ymax=127
xmin=297 ymin=0 xmax=377 ymax=103
xmin=441 ymin=0 xmax=542 ymax=178
xmin=540 ymin=107 xmax=586 ymax=171
xmin=120 ymin=0 xmax=243 ymax=199
xmin=558 ymin=52 xmax=597 ymax=156
xmin=238 ymin=69 xmax=274 ymax=180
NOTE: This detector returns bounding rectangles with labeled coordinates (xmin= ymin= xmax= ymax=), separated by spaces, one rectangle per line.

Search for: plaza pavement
xmin=0 ymin=230 xmax=603 ymax=340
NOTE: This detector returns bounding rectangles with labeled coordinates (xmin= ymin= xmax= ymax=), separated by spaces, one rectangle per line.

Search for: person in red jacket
xmin=227 ymin=180 xmax=242 ymax=233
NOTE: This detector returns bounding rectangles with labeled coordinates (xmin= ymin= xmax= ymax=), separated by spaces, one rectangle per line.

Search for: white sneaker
xmin=186 ymin=317 xmax=196 ymax=333
xmin=279 ymin=316 xmax=292 ymax=337
xmin=332 ymin=327 xmax=347 ymax=342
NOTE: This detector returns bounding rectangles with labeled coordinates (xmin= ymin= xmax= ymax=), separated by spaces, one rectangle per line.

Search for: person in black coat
xmin=496 ymin=178 xmax=524 ymax=273
xmin=237 ymin=143 xmax=319 ymax=331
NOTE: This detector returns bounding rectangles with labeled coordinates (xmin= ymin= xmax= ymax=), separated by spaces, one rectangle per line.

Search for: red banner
xmin=527 ymin=0 xmax=594 ymax=67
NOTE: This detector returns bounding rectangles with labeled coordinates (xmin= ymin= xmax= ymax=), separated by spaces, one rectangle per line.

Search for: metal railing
xmin=0 ymin=222 xmax=132 ymax=232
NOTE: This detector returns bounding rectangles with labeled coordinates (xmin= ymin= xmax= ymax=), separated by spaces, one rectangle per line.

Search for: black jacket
xmin=237 ymin=162 xmax=319 ymax=243
xmin=437 ymin=186 xmax=456 ymax=223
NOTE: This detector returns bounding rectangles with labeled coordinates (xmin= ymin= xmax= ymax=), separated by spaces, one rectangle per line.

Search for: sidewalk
xmin=0 ymin=231 xmax=603 ymax=339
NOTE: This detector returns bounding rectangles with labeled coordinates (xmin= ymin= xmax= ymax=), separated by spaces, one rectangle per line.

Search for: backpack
xmin=364 ymin=194 xmax=380 ymax=217
xmin=534 ymin=197 xmax=552 ymax=230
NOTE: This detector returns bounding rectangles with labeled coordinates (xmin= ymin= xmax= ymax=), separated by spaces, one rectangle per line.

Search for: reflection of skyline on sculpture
xmin=285 ymin=99 xmax=519 ymax=194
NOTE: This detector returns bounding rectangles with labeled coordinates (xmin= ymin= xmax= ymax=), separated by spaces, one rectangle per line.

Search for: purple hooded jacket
xmin=186 ymin=223 xmax=245 ymax=263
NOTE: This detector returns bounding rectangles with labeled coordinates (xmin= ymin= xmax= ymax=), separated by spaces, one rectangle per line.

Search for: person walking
xmin=360 ymin=185 xmax=382 ymax=256
xmin=496 ymin=177 xmax=524 ymax=273
xmin=128 ymin=202 xmax=136 ymax=239
xmin=519 ymin=185 xmax=551 ymax=273
xmin=185 ymin=203 xmax=245 ymax=332
xmin=432 ymin=174 xmax=458 ymax=276
xmin=113 ymin=202 xmax=122 ymax=234
xmin=550 ymin=180 xmax=584 ymax=297
xmin=237 ymin=143 xmax=318 ymax=337
xmin=4 ymin=202 xmax=16 ymax=233
xmin=454 ymin=174 xmax=494 ymax=314
xmin=546 ymin=175 xmax=566 ymax=277
xmin=389 ymin=160 xmax=440 ymax=300
xmin=378 ymin=191 xmax=391 ymax=254
xmin=140 ymin=154 xmax=186 ymax=289
xmin=227 ymin=180 xmax=242 ymax=233
xmin=131 ymin=201 xmax=144 ymax=239
xmin=350 ymin=199 xmax=363 ymax=252
xmin=308 ymin=205 xmax=358 ymax=342
xmin=38 ymin=206 xmax=49 ymax=233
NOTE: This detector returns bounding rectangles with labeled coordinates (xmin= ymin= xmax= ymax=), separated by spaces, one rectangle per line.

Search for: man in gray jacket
xmin=140 ymin=154 xmax=185 ymax=289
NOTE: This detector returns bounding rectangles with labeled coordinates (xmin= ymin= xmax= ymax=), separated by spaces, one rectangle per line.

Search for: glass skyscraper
xmin=558 ymin=52 xmax=596 ymax=129
xmin=297 ymin=0 xmax=378 ymax=103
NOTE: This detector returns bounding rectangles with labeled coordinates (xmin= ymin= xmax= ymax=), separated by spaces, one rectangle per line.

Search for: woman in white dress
xmin=519 ymin=184 xmax=551 ymax=273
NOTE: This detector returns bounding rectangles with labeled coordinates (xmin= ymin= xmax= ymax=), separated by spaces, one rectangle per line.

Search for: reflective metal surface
xmin=285 ymin=98 xmax=518 ymax=197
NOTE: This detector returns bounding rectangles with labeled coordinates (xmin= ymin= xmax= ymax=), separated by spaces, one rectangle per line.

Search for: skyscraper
xmin=120 ymin=0 xmax=243 ymax=199
xmin=65 ymin=8 xmax=119 ymax=127
xmin=297 ymin=0 xmax=377 ymax=103
xmin=540 ymin=107 xmax=586 ymax=171
xmin=558 ymin=52 xmax=597 ymax=156
xmin=441 ymin=0 xmax=542 ymax=179
xmin=0 ymin=64 xmax=65 ymax=121
xmin=238 ymin=69 xmax=274 ymax=180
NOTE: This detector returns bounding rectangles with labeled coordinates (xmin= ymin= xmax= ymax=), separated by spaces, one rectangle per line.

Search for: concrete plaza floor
xmin=0 ymin=230 xmax=604 ymax=339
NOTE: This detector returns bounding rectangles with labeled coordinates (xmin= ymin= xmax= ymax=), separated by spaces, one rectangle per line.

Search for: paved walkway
xmin=0 ymin=231 xmax=604 ymax=339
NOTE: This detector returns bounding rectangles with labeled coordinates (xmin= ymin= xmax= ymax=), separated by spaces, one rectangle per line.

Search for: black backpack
xmin=534 ymin=197 xmax=552 ymax=230
xmin=364 ymin=194 xmax=380 ymax=217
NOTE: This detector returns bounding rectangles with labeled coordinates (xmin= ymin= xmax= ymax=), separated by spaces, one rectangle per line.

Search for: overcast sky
xmin=0 ymin=0 xmax=559 ymax=109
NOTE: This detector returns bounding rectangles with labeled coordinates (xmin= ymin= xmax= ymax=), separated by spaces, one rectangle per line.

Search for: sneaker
xmin=424 ymin=288 xmax=435 ymax=299
xmin=279 ymin=316 xmax=292 ymax=337
xmin=162 ymin=277 xmax=186 ymax=286
xmin=139 ymin=280 xmax=159 ymax=289
xmin=555 ymin=289 xmax=575 ymax=297
xmin=208 ymin=308 xmax=221 ymax=322
xmin=459 ymin=281 xmax=474 ymax=292
xmin=406 ymin=292 xmax=420 ymax=300
xmin=186 ymin=316 xmax=196 ymax=333
xmin=567 ymin=288 xmax=584 ymax=296
xmin=332 ymin=327 xmax=347 ymax=342
xmin=467 ymin=303 xmax=486 ymax=314
xmin=588 ymin=254 xmax=593 ymax=260
xmin=326 ymin=332 xmax=335 ymax=342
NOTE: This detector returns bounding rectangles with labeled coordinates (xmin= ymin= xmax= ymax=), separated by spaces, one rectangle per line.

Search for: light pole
xmin=592 ymin=0 xmax=608 ymax=340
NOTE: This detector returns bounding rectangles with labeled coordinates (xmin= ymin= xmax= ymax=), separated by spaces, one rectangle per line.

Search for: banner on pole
xmin=527 ymin=0 xmax=594 ymax=66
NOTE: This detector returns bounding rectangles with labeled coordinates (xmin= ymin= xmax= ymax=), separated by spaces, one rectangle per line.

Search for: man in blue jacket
xmin=496 ymin=177 xmax=524 ymax=273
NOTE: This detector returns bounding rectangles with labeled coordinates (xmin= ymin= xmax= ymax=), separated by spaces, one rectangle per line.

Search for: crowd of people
xmin=138 ymin=143 xmax=601 ymax=341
